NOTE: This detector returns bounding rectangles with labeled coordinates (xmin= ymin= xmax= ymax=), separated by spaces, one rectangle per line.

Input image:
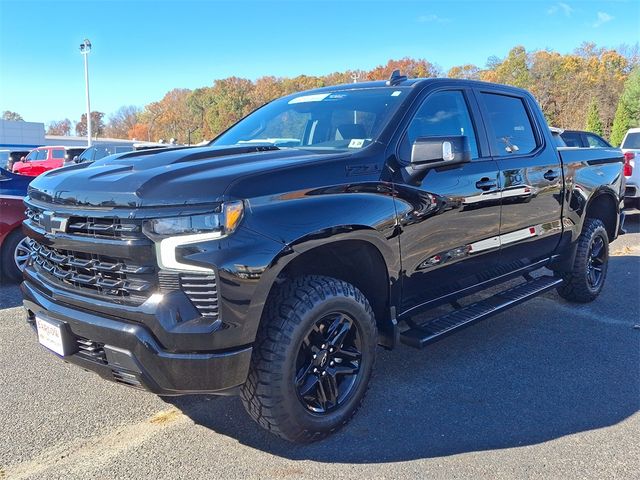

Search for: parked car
xmin=11 ymin=146 xmax=85 ymax=176
xmin=0 ymin=168 xmax=32 ymax=281
xmin=73 ymin=144 xmax=134 ymax=164
xmin=560 ymin=129 xmax=612 ymax=148
xmin=0 ymin=149 xmax=30 ymax=172
xmin=21 ymin=75 xmax=625 ymax=442
xmin=620 ymin=127 xmax=640 ymax=209
xmin=549 ymin=127 xmax=567 ymax=147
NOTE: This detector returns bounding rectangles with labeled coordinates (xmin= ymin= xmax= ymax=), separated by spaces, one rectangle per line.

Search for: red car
xmin=0 ymin=168 xmax=32 ymax=281
xmin=12 ymin=146 xmax=85 ymax=176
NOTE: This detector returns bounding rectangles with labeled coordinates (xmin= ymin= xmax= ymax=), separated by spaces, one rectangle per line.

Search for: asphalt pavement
xmin=1 ymin=213 xmax=638 ymax=479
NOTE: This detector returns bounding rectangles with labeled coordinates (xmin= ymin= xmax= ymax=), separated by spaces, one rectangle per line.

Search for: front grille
xmin=25 ymin=206 xmax=143 ymax=240
xmin=159 ymin=271 xmax=219 ymax=320
xmin=30 ymin=240 xmax=154 ymax=303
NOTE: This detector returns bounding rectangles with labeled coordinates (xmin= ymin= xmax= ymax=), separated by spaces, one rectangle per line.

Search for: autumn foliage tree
xmin=47 ymin=119 xmax=72 ymax=136
xmin=76 ymin=111 xmax=105 ymax=137
xmin=98 ymin=43 xmax=638 ymax=144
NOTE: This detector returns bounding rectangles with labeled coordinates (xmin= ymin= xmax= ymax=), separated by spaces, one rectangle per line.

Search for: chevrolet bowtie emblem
xmin=41 ymin=211 xmax=68 ymax=234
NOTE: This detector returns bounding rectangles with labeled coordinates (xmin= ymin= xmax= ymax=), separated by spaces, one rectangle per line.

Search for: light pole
xmin=79 ymin=39 xmax=92 ymax=146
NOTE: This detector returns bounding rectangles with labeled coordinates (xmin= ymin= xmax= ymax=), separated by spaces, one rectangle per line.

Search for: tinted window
xmin=36 ymin=149 xmax=47 ymax=160
xmin=561 ymin=132 xmax=583 ymax=147
xmin=401 ymin=90 xmax=479 ymax=160
xmin=52 ymin=149 xmax=65 ymax=159
xmin=622 ymin=132 xmax=640 ymax=149
xmin=65 ymin=148 xmax=85 ymax=160
xmin=481 ymin=93 xmax=537 ymax=155
xmin=585 ymin=134 xmax=609 ymax=148
xmin=213 ymin=87 xmax=407 ymax=151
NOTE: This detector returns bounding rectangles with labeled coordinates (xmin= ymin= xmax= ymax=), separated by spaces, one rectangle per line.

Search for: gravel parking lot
xmin=1 ymin=213 xmax=638 ymax=480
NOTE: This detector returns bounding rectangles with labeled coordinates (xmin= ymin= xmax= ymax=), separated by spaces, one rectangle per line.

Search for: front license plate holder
xmin=35 ymin=314 xmax=76 ymax=356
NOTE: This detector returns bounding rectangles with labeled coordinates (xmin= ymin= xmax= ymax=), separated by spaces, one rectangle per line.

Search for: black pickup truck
xmin=21 ymin=73 xmax=625 ymax=442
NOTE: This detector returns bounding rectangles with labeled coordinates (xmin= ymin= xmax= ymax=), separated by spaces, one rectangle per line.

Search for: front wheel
xmin=557 ymin=218 xmax=609 ymax=303
xmin=1 ymin=231 xmax=30 ymax=282
xmin=241 ymin=275 xmax=377 ymax=443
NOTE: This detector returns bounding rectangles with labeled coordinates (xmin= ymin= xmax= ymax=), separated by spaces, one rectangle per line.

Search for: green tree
xmin=620 ymin=68 xmax=640 ymax=125
xmin=2 ymin=110 xmax=23 ymax=121
xmin=585 ymin=100 xmax=604 ymax=136
xmin=610 ymin=100 xmax=631 ymax=146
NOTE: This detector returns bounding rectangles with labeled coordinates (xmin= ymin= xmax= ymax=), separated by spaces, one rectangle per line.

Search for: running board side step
xmin=400 ymin=276 xmax=563 ymax=349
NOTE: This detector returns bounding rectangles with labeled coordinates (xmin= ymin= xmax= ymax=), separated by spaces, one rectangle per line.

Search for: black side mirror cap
xmin=410 ymin=135 xmax=472 ymax=167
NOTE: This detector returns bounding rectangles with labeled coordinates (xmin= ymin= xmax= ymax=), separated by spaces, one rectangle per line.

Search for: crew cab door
xmin=390 ymin=88 xmax=503 ymax=313
xmin=476 ymin=89 xmax=563 ymax=266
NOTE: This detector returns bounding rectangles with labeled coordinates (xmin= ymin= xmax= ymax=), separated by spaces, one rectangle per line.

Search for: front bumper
xmin=22 ymin=279 xmax=252 ymax=395
xmin=625 ymin=182 xmax=639 ymax=199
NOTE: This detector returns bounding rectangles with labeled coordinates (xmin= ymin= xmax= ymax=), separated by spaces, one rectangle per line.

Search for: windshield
xmin=622 ymin=132 xmax=640 ymax=149
xmin=212 ymin=87 xmax=409 ymax=151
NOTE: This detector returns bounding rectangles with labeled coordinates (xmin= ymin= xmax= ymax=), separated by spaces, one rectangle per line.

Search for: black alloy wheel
xmin=295 ymin=312 xmax=362 ymax=414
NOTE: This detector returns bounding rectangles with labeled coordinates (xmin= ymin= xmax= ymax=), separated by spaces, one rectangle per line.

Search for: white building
xmin=0 ymin=119 xmax=138 ymax=149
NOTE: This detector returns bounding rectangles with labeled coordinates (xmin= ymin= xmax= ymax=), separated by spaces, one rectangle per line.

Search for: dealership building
xmin=0 ymin=119 xmax=137 ymax=149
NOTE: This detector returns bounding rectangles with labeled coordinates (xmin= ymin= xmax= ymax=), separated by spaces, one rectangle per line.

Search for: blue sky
xmin=1 ymin=0 xmax=637 ymax=126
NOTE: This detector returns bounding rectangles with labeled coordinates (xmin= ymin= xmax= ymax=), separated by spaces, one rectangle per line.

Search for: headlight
xmin=145 ymin=201 xmax=244 ymax=273
xmin=145 ymin=201 xmax=244 ymax=237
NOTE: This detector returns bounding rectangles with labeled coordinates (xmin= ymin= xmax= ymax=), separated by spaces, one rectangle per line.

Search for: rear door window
xmin=52 ymin=149 xmax=65 ymax=159
xmin=585 ymin=134 xmax=609 ymax=148
xmin=480 ymin=93 xmax=538 ymax=156
xmin=561 ymin=132 xmax=583 ymax=147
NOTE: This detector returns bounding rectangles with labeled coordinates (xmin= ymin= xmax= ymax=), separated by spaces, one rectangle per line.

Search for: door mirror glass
xmin=411 ymin=135 xmax=472 ymax=166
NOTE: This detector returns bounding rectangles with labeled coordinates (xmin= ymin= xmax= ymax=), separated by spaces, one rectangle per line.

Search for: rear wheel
xmin=557 ymin=218 xmax=609 ymax=303
xmin=1 ymin=230 xmax=29 ymax=282
xmin=241 ymin=275 xmax=377 ymax=442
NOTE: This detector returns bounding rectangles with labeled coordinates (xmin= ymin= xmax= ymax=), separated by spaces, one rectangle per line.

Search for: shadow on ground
xmin=0 ymin=282 xmax=23 ymax=309
xmin=167 ymin=252 xmax=639 ymax=463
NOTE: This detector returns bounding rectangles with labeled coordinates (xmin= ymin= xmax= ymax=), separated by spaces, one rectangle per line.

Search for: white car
xmin=621 ymin=127 xmax=640 ymax=209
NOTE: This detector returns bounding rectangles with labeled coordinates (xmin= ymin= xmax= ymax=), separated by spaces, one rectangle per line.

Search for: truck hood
xmin=28 ymin=145 xmax=343 ymax=209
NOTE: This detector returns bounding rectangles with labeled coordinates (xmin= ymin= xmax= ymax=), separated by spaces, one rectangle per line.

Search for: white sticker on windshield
xmin=288 ymin=93 xmax=330 ymax=104
xmin=391 ymin=90 xmax=402 ymax=96
xmin=348 ymin=139 xmax=365 ymax=148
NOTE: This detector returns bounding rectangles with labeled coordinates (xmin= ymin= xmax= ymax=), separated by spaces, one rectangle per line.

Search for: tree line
xmin=14 ymin=42 xmax=640 ymax=146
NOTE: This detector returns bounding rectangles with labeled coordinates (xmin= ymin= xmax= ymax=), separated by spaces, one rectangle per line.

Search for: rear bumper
xmin=22 ymin=279 xmax=252 ymax=396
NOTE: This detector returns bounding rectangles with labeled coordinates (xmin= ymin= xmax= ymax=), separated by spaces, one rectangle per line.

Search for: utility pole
xmin=79 ymin=39 xmax=92 ymax=146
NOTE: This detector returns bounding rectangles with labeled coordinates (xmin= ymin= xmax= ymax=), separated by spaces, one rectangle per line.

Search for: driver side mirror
xmin=20 ymin=156 xmax=26 ymax=162
xmin=411 ymin=135 xmax=472 ymax=167
xmin=73 ymin=155 xmax=81 ymax=163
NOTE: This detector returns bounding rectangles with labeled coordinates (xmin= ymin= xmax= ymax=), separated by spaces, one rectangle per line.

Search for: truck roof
xmin=305 ymin=77 xmax=532 ymax=96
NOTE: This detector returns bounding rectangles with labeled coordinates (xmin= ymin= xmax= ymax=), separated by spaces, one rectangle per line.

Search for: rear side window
xmin=585 ymin=134 xmax=609 ymax=148
xmin=561 ymin=132 xmax=582 ymax=147
xmin=52 ymin=149 xmax=65 ymax=159
xmin=622 ymin=132 xmax=640 ymax=149
xmin=481 ymin=93 xmax=538 ymax=156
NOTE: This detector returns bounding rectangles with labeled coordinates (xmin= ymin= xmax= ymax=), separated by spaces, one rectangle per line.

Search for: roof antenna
xmin=386 ymin=69 xmax=407 ymax=86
